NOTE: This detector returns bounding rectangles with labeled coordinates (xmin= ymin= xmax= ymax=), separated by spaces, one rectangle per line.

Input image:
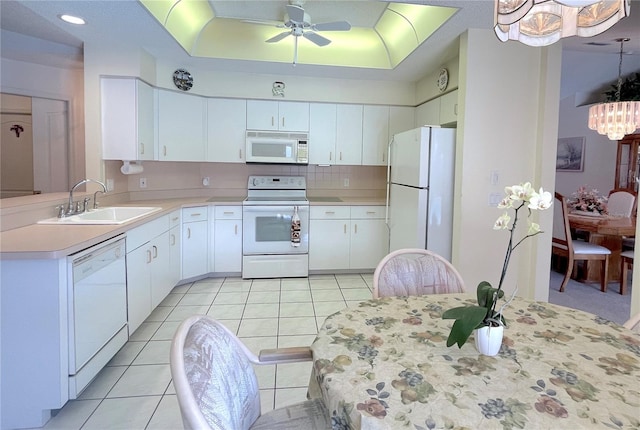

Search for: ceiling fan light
xmin=494 ymin=0 xmax=630 ymax=46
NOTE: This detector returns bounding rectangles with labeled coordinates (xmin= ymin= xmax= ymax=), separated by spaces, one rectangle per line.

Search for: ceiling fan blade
xmin=266 ymin=31 xmax=291 ymax=43
xmin=242 ymin=19 xmax=284 ymax=27
xmin=312 ymin=21 xmax=351 ymax=32
xmin=285 ymin=4 xmax=305 ymax=23
xmin=303 ymin=31 xmax=331 ymax=47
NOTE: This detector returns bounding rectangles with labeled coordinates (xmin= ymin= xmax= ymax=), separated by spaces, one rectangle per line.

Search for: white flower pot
xmin=474 ymin=325 xmax=504 ymax=356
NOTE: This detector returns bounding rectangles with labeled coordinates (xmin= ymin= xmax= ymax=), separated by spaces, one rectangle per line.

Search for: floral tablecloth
xmin=310 ymin=294 xmax=640 ymax=430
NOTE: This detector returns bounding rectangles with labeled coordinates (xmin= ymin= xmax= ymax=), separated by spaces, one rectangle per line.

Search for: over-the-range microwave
xmin=245 ymin=130 xmax=308 ymax=164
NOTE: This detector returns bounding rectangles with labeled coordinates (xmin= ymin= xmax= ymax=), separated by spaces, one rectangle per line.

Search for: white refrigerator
xmin=386 ymin=126 xmax=456 ymax=259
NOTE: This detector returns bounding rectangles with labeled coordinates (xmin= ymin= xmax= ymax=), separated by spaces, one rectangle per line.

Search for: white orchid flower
xmin=493 ymin=212 xmax=511 ymax=230
xmin=527 ymin=220 xmax=541 ymax=235
xmin=505 ymin=182 xmax=534 ymax=202
xmin=497 ymin=197 xmax=513 ymax=209
xmin=528 ymin=189 xmax=553 ymax=210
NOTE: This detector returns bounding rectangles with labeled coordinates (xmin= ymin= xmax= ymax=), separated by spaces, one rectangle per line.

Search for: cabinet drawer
xmin=126 ymin=215 xmax=169 ymax=252
xmin=310 ymin=206 xmax=350 ymax=219
xmin=215 ymin=206 xmax=242 ymax=219
xmin=351 ymin=206 xmax=385 ymax=219
xmin=168 ymin=209 xmax=181 ymax=228
xmin=182 ymin=206 xmax=208 ymax=222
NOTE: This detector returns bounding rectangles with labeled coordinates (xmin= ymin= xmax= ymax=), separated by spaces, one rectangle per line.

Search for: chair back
xmin=170 ymin=315 xmax=261 ymax=430
xmin=552 ymin=192 xmax=574 ymax=252
xmin=607 ymin=189 xmax=637 ymax=217
xmin=372 ymin=248 xmax=465 ymax=298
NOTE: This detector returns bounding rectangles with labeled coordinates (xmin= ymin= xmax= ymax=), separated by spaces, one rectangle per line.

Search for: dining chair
xmin=620 ymin=249 xmax=634 ymax=295
xmin=607 ymin=188 xmax=637 ymax=217
xmin=552 ymin=192 xmax=611 ymax=292
xmin=623 ymin=312 xmax=640 ymax=333
xmin=372 ymin=248 xmax=465 ymax=298
xmin=170 ymin=315 xmax=331 ymax=430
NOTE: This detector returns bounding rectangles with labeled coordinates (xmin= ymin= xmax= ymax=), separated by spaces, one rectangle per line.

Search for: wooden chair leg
xmin=621 ymin=258 xmax=631 ymax=295
xmin=601 ymin=256 xmax=609 ymax=293
xmin=560 ymin=255 xmax=574 ymax=293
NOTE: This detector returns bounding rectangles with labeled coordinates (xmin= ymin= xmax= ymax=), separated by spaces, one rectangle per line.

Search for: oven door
xmin=243 ymin=205 xmax=309 ymax=254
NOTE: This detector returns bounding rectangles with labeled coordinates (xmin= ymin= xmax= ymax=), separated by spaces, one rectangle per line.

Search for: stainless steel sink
xmin=38 ymin=207 xmax=162 ymax=225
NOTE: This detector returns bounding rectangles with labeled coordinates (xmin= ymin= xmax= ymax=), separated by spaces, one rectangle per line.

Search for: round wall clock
xmin=173 ymin=69 xmax=193 ymax=91
xmin=437 ymin=68 xmax=449 ymax=92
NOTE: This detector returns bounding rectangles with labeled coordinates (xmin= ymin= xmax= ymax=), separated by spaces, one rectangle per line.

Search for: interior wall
xmin=555 ymin=95 xmax=618 ymax=198
xmin=454 ymin=29 xmax=561 ymax=302
xmin=415 ymin=55 xmax=460 ymax=104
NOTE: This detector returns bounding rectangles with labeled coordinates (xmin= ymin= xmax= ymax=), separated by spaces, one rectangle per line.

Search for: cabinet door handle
xmin=271 ymin=116 xmax=275 ymax=127
xmin=163 ymin=145 xmax=167 ymax=156
xmin=140 ymin=142 xmax=144 ymax=155
xmin=340 ymin=151 xmax=343 ymax=161
xmin=325 ymin=211 xmax=335 ymax=215
xmin=329 ymin=151 xmax=333 ymax=161
xmin=191 ymin=213 xmax=201 ymax=217
xmin=234 ymin=224 xmax=238 ymax=235
xmin=224 ymin=211 xmax=234 ymax=215
xmin=343 ymin=224 xmax=347 ymax=234
xmin=354 ymin=224 xmax=358 ymax=234
xmin=282 ymin=117 xmax=285 ymax=128
xmin=146 ymin=249 xmax=152 ymax=264
xmin=239 ymin=149 xmax=242 ymax=159
xmin=454 ymin=104 xmax=458 ymax=116
xmin=366 ymin=211 xmax=376 ymax=215
xmin=171 ymin=216 xmax=179 ymax=222
xmin=152 ymin=245 xmax=158 ymax=259
xmin=170 ymin=233 xmax=176 ymax=246
xmin=187 ymin=227 xmax=191 ymax=239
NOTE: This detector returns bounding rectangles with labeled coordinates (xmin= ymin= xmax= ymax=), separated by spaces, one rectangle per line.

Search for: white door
xmin=389 ymin=184 xmax=428 ymax=252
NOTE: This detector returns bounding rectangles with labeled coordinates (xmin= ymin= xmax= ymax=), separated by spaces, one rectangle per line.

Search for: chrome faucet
xmin=67 ymin=179 xmax=107 ymax=215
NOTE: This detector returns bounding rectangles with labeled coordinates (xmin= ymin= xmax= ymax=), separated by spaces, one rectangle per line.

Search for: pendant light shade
xmin=588 ymin=38 xmax=640 ymax=140
xmin=494 ymin=0 xmax=630 ymax=47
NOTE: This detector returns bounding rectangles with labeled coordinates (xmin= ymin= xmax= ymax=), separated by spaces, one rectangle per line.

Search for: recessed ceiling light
xmin=59 ymin=14 xmax=86 ymax=25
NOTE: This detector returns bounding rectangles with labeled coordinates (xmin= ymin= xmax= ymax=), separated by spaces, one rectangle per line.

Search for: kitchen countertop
xmin=1 ymin=196 xmax=385 ymax=259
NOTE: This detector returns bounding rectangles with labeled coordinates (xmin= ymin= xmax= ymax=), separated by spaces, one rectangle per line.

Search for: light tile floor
xmin=37 ymin=274 xmax=374 ymax=430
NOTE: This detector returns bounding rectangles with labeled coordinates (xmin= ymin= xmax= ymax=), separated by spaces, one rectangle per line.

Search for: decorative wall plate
xmin=437 ymin=68 xmax=449 ymax=92
xmin=173 ymin=69 xmax=193 ymax=91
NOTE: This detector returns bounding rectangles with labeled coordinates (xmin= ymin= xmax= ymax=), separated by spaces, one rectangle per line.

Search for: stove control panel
xmin=248 ymin=176 xmax=306 ymax=190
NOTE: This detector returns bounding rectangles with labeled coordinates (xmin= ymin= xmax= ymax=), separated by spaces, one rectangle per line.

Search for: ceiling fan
xmin=245 ymin=2 xmax=351 ymax=65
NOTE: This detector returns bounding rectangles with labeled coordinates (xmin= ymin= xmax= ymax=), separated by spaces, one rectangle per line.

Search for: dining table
xmin=567 ymin=212 xmax=636 ymax=284
xmin=310 ymin=294 xmax=640 ymax=430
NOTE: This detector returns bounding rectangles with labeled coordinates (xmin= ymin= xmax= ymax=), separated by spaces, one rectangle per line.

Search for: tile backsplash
xmin=105 ymin=161 xmax=386 ymax=200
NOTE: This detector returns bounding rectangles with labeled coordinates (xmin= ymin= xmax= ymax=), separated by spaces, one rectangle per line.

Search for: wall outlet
xmin=106 ymin=179 xmax=114 ymax=192
xmin=202 ymin=177 xmax=210 ymax=187
xmin=343 ymin=178 xmax=350 ymax=187
xmin=139 ymin=177 xmax=147 ymax=188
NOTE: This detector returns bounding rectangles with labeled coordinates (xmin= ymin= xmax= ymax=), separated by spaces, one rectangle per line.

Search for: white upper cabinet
xmin=362 ymin=105 xmax=389 ymax=166
xmin=439 ymin=90 xmax=459 ymax=125
xmin=388 ymin=106 xmax=415 ymax=140
xmin=416 ymin=98 xmax=440 ymax=127
xmin=207 ymin=98 xmax=246 ymax=163
xmin=158 ymin=89 xmax=206 ymax=161
xmin=246 ymin=100 xmax=309 ymax=132
xmin=335 ymin=104 xmax=363 ymax=165
xmin=309 ymin=103 xmax=337 ymax=165
xmin=101 ymin=77 xmax=155 ymax=161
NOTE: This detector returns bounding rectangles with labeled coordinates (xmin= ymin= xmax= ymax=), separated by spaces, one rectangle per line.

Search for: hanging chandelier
xmin=494 ymin=0 xmax=630 ymax=47
xmin=588 ymin=38 xmax=640 ymax=141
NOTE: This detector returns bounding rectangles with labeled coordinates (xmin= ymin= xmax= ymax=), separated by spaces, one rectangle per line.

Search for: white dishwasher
xmin=67 ymin=235 xmax=128 ymax=398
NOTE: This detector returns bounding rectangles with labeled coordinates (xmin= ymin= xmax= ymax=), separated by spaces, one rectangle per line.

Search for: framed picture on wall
xmin=556 ymin=137 xmax=585 ymax=172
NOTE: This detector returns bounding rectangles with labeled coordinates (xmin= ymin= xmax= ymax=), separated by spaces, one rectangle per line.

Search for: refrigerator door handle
xmin=385 ymin=137 xmax=394 ymax=226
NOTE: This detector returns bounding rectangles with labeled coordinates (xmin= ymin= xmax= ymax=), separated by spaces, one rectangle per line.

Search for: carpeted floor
xmin=548 ymin=269 xmax=632 ymax=325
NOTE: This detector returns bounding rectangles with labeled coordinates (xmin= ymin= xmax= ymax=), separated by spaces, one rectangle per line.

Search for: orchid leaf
xmin=444 ymin=306 xmax=488 ymax=348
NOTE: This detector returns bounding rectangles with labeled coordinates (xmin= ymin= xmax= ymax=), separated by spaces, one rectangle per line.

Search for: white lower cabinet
xmin=309 ymin=205 xmax=388 ymax=271
xmin=125 ymin=214 xmax=172 ymax=334
xmin=349 ymin=206 xmax=389 ymax=269
xmin=213 ymin=206 xmax=243 ymax=273
xmin=182 ymin=206 xmax=209 ymax=279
